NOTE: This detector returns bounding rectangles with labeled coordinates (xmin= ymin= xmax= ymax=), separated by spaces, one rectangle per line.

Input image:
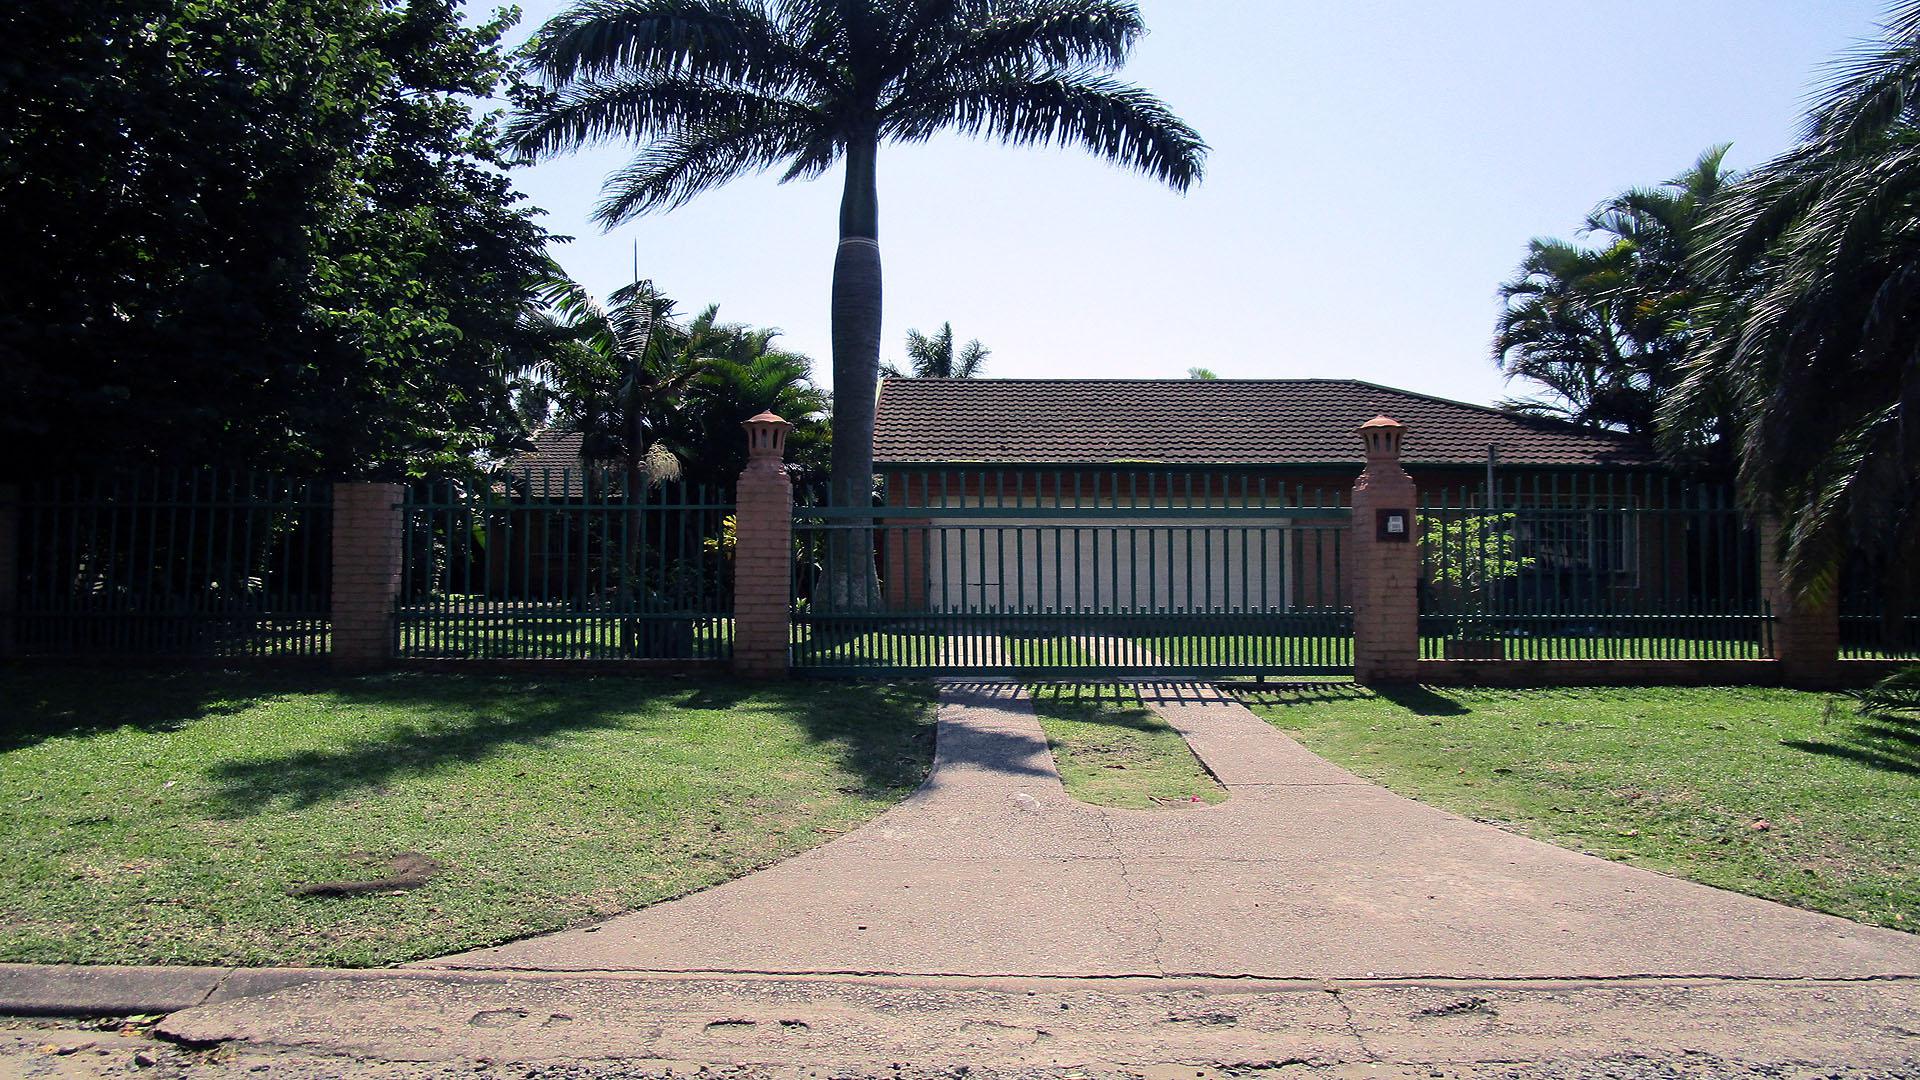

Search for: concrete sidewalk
xmin=409 ymin=680 xmax=1920 ymax=981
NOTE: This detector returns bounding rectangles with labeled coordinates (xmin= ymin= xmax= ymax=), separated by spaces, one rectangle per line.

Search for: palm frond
xmin=883 ymin=66 xmax=1206 ymax=190
xmin=594 ymin=119 xmax=815 ymax=221
xmin=523 ymin=0 xmax=831 ymax=93
xmin=507 ymin=71 xmax=813 ymax=160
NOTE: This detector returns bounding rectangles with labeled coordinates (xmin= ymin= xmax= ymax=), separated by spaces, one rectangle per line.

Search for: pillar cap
xmin=742 ymin=411 xmax=792 ymax=469
xmin=1359 ymin=415 xmax=1407 ymax=463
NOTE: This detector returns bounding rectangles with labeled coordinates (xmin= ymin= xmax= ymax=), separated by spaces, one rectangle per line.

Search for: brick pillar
xmin=330 ymin=482 xmax=405 ymax=672
xmin=733 ymin=412 xmax=794 ymax=679
xmin=1351 ymin=416 xmax=1421 ymax=684
xmin=1759 ymin=516 xmax=1839 ymax=687
xmin=0 ymin=484 xmax=18 ymax=659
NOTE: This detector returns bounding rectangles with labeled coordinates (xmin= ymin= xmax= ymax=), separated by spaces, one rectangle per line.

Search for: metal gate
xmin=791 ymin=474 xmax=1353 ymax=677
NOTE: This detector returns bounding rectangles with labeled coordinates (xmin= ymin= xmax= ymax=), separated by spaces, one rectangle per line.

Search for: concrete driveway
xmin=419 ymin=681 xmax=1920 ymax=981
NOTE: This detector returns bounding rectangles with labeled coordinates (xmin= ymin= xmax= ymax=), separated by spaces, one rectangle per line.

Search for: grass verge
xmin=1240 ymin=684 xmax=1918 ymax=930
xmin=1027 ymin=685 xmax=1226 ymax=810
xmin=0 ymin=669 xmax=934 ymax=967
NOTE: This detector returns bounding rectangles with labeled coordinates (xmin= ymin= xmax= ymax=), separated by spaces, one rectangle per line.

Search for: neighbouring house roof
xmin=511 ymin=429 xmax=590 ymax=472
xmin=872 ymin=378 xmax=1658 ymax=469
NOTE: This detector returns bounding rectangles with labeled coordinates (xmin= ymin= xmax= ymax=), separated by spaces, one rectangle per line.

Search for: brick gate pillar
xmin=330 ymin=482 xmax=405 ymax=672
xmin=1758 ymin=516 xmax=1840 ymax=687
xmin=733 ymin=412 xmax=794 ymax=679
xmin=1351 ymin=417 xmax=1421 ymax=684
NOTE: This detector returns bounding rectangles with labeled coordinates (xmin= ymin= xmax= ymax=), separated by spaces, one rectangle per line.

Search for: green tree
xmin=884 ymin=323 xmax=989 ymax=378
xmin=506 ymin=0 xmax=1207 ymax=520
xmin=523 ymin=269 xmax=689 ymax=498
xmin=1494 ymin=148 xmax=1735 ymax=451
xmin=0 ymin=0 xmax=553 ymax=478
xmin=1669 ymin=1 xmax=1920 ymax=596
xmin=524 ymin=270 xmax=830 ymax=489
xmin=1186 ymin=367 xmax=1219 ymax=380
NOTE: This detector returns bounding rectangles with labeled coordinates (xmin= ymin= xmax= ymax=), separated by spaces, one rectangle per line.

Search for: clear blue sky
xmin=501 ymin=0 xmax=1887 ymax=407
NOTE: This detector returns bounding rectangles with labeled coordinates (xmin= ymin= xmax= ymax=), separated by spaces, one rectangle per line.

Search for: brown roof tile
xmin=872 ymin=379 xmax=1657 ymax=469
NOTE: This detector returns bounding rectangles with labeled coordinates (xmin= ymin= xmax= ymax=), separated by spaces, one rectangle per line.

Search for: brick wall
xmin=330 ymin=482 xmax=405 ymax=671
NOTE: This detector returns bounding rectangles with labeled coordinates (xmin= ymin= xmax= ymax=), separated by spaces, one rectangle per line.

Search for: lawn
xmin=1027 ymin=685 xmax=1226 ymax=809
xmin=1240 ymin=685 xmax=1919 ymax=931
xmin=0 ymin=670 xmax=934 ymax=967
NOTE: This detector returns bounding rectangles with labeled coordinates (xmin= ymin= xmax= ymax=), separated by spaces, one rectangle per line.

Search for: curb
xmin=0 ymin=964 xmax=356 ymax=1017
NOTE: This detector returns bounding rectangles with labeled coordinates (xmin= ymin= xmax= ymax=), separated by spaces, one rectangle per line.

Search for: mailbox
xmin=1376 ymin=509 xmax=1411 ymax=542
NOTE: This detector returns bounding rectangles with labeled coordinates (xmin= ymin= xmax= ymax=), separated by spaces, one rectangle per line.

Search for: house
xmin=868 ymin=378 xmax=1686 ymax=617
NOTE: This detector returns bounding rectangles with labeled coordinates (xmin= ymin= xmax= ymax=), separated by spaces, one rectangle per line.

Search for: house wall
xmin=878 ymin=467 xmax=1464 ymax=615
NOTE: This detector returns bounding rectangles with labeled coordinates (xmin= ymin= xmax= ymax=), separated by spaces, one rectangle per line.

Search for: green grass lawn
xmin=0 ymin=669 xmax=934 ymax=967
xmin=1239 ymin=685 xmax=1919 ymax=931
xmin=1027 ymin=685 xmax=1226 ymax=810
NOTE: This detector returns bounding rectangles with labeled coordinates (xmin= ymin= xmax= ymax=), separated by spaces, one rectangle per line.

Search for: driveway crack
xmin=1098 ymin=812 xmax=1168 ymax=978
xmin=1326 ymin=986 xmax=1379 ymax=1062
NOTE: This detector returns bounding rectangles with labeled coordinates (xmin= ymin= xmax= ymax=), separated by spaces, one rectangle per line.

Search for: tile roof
xmin=511 ymin=428 xmax=589 ymax=472
xmin=873 ymin=379 xmax=1657 ymax=469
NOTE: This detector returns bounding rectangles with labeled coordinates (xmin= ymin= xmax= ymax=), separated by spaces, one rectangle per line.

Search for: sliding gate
xmin=791 ymin=480 xmax=1352 ymax=678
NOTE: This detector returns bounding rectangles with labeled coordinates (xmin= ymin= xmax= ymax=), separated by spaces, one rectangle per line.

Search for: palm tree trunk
xmin=827 ymin=129 xmax=883 ymax=609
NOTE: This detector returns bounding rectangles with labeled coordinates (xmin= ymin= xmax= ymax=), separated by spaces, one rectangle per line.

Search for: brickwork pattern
xmin=732 ymin=468 xmax=793 ymax=678
xmin=1757 ymin=517 xmax=1841 ymax=686
xmin=1350 ymin=423 xmax=1420 ymax=684
xmin=330 ymin=483 xmax=405 ymax=671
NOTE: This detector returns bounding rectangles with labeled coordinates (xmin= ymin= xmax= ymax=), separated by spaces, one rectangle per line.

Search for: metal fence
xmin=1418 ymin=474 xmax=1770 ymax=660
xmin=15 ymin=471 xmax=332 ymax=658
xmin=790 ymin=470 xmax=1353 ymax=676
xmin=397 ymin=469 xmax=734 ymax=660
xmin=1840 ymin=564 xmax=1920 ymax=660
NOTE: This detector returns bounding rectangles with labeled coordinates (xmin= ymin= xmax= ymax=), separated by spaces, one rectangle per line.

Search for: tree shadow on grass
xmin=194 ymin=675 xmax=938 ymax=817
xmin=1027 ymin=684 xmax=1165 ymax=733
xmin=1782 ymin=710 xmax=1920 ymax=776
xmin=0 ymin=666 xmax=315 ymax=752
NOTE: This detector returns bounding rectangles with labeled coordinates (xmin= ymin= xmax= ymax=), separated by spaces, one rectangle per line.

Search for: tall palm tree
xmin=884 ymin=322 xmax=988 ymax=378
xmin=1495 ymin=148 xmax=1734 ymax=446
xmin=1668 ymin=0 xmax=1920 ymax=599
xmin=507 ymin=0 xmax=1207 ymax=518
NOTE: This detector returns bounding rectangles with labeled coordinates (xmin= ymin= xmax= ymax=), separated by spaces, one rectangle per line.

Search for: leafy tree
xmin=1187 ymin=367 xmax=1219 ymax=380
xmin=1668 ymin=1 xmax=1920 ymax=596
xmin=1494 ymin=148 xmax=1735 ymax=453
xmin=0 ymin=0 xmax=553 ymax=478
xmin=883 ymin=323 xmax=989 ymax=378
xmin=506 ymin=0 xmax=1209 ymax=528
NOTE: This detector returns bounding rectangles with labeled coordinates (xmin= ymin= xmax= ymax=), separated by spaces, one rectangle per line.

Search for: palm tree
xmin=524 ymin=269 xmax=690 ymax=496
xmin=507 ymin=0 xmax=1207 ymax=521
xmin=883 ymin=322 xmax=988 ymax=378
xmin=1495 ymin=148 xmax=1734 ymax=446
xmin=1667 ymin=1 xmax=1920 ymax=599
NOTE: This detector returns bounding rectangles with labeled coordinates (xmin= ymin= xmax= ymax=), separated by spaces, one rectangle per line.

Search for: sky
xmin=499 ymin=0 xmax=1889 ymax=408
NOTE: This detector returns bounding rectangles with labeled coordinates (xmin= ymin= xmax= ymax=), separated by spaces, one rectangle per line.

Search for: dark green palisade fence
xmin=791 ymin=470 xmax=1353 ymax=677
xmin=398 ymin=469 xmax=734 ymax=660
xmin=1840 ymin=565 xmax=1920 ymax=660
xmin=1418 ymin=473 xmax=1770 ymax=660
xmin=16 ymin=471 xmax=332 ymax=658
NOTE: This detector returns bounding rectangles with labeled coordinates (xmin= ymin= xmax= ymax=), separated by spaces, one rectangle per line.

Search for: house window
xmin=1511 ymin=504 xmax=1639 ymax=584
